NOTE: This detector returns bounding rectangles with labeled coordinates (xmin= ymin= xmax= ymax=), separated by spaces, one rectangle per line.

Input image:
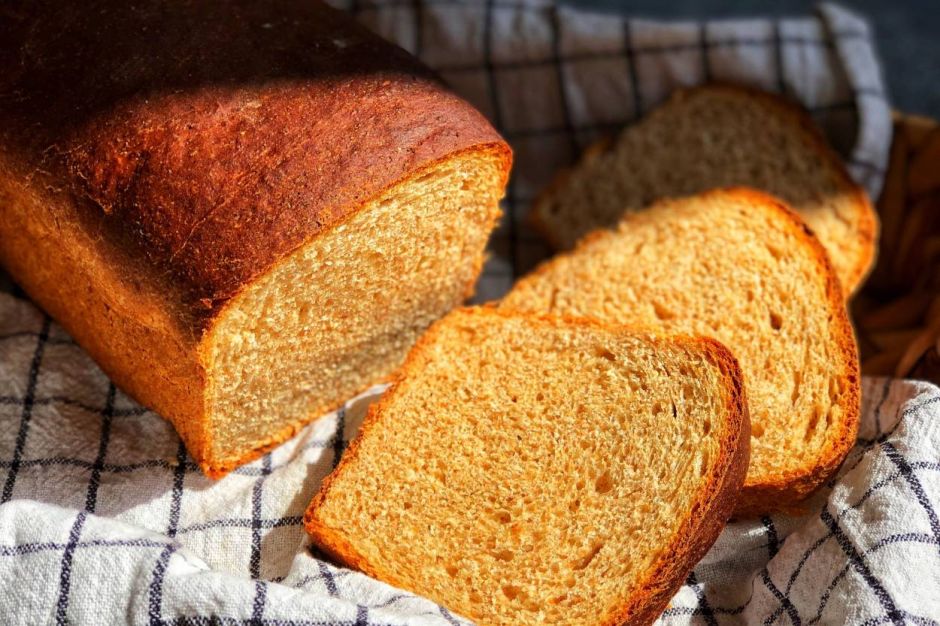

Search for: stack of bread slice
xmin=528 ymin=84 xmax=877 ymax=294
xmin=306 ymin=86 xmax=869 ymax=625
xmin=508 ymin=84 xmax=871 ymax=516
xmin=504 ymin=188 xmax=861 ymax=516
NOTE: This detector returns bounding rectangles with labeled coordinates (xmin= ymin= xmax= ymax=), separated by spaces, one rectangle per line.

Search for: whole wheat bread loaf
xmin=0 ymin=0 xmax=510 ymax=476
xmin=530 ymin=84 xmax=877 ymax=293
xmin=504 ymin=188 xmax=860 ymax=515
xmin=305 ymin=307 xmax=750 ymax=626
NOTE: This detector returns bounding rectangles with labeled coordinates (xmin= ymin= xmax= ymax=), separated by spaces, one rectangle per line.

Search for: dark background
xmin=563 ymin=0 xmax=940 ymax=119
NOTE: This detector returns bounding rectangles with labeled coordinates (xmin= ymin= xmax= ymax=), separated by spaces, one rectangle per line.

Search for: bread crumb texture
xmin=532 ymin=84 xmax=877 ymax=293
xmin=201 ymin=152 xmax=504 ymax=472
xmin=306 ymin=308 xmax=749 ymax=626
xmin=507 ymin=188 xmax=860 ymax=515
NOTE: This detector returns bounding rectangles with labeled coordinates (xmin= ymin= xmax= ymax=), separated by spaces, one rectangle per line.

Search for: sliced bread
xmin=504 ymin=188 xmax=860 ymax=516
xmin=530 ymin=84 xmax=877 ymax=293
xmin=305 ymin=307 xmax=750 ymax=626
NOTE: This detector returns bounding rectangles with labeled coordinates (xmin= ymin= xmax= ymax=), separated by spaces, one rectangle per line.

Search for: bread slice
xmin=529 ymin=84 xmax=877 ymax=293
xmin=505 ymin=188 xmax=860 ymax=516
xmin=305 ymin=307 xmax=750 ymax=626
xmin=0 ymin=0 xmax=510 ymax=476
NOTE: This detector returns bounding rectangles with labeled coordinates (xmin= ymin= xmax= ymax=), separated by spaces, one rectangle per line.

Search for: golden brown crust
xmin=611 ymin=335 xmax=750 ymax=626
xmin=0 ymin=153 xmax=212 ymax=459
xmin=0 ymin=0 xmax=507 ymax=320
xmin=305 ymin=307 xmax=751 ymax=626
xmin=0 ymin=0 xmax=511 ymax=477
xmin=520 ymin=187 xmax=861 ymax=517
xmin=528 ymin=82 xmax=878 ymax=295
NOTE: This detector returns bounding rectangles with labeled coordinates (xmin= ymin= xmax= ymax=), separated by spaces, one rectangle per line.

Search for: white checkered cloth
xmin=2 ymin=1 xmax=933 ymax=624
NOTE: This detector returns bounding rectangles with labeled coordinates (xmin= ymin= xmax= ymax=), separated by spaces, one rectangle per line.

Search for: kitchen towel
xmin=2 ymin=1 xmax=930 ymax=624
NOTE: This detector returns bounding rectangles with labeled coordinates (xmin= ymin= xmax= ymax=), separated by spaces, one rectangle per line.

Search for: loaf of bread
xmin=0 ymin=0 xmax=510 ymax=476
xmin=503 ymin=189 xmax=860 ymax=516
xmin=306 ymin=307 xmax=750 ymax=626
xmin=530 ymin=84 xmax=877 ymax=293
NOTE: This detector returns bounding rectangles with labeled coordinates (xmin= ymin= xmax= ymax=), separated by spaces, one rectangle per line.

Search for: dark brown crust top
xmin=305 ymin=307 xmax=751 ymax=626
xmin=0 ymin=0 xmax=507 ymax=320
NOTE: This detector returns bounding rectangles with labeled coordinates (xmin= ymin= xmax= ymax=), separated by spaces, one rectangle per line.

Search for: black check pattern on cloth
xmin=0 ymin=303 xmax=457 ymax=625
xmin=658 ymin=379 xmax=940 ymax=625
xmin=0 ymin=1 xmax=926 ymax=624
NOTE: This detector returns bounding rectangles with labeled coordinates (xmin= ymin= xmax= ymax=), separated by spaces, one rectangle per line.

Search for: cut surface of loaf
xmin=505 ymin=189 xmax=860 ymax=515
xmin=530 ymin=84 xmax=877 ymax=293
xmin=0 ymin=0 xmax=510 ymax=475
xmin=306 ymin=307 xmax=750 ymax=626
xmin=203 ymin=150 xmax=507 ymax=472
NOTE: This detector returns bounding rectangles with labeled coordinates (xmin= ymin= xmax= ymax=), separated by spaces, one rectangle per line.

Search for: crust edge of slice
xmin=527 ymin=82 xmax=879 ymax=295
xmin=719 ymin=188 xmax=862 ymax=516
xmin=304 ymin=307 xmax=751 ymax=626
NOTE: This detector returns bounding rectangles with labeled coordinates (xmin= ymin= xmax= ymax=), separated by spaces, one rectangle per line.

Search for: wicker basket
xmin=854 ymin=114 xmax=940 ymax=383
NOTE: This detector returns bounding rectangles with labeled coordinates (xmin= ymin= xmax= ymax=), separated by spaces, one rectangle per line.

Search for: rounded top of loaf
xmin=0 ymin=0 xmax=510 ymax=316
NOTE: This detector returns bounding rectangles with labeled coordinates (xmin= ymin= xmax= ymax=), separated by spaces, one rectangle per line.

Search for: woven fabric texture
xmin=3 ymin=2 xmax=931 ymax=625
